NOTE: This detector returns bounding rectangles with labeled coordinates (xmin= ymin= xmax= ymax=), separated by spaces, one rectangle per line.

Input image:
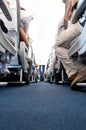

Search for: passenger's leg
xmin=19 ymin=27 xmax=29 ymax=47
xmin=27 ymin=58 xmax=32 ymax=73
xmin=56 ymin=47 xmax=85 ymax=80
xmin=23 ymin=16 xmax=33 ymax=35
xmin=55 ymin=22 xmax=83 ymax=48
xmin=71 ymin=67 xmax=86 ymax=88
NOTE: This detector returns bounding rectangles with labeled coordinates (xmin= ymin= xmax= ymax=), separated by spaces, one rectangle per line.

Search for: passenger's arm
xmin=64 ymin=0 xmax=73 ymax=21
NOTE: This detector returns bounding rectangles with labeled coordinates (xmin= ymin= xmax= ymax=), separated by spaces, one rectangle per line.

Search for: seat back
xmin=78 ymin=22 xmax=86 ymax=56
xmin=68 ymin=0 xmax=86 ymax=59
xmin=0 ymin=0 xmax=20 ymax=56
xmin=8 ymin=0 xmax=20 ymax=65
xmin=72 ymin=0 xmax=86 ymax=24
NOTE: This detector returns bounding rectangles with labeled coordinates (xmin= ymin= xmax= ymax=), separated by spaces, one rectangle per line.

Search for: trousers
xmin=55 ymin=22 xmax=85 ymax=78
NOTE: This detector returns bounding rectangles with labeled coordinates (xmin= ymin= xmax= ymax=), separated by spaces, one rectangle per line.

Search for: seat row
xmin=45 ymin=0 xmax=86 ymax=89
xmin=0 ymin=0 xmax=38 ymax=85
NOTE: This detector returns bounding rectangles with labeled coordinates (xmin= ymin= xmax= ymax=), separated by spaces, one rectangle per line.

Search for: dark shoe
xmin=71 ymin=67 xmax=86 ymax=88
xmin=0 ymin=19 xmax=8 ymax=33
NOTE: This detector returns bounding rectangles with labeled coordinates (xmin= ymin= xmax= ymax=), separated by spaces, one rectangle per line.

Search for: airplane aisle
xmin=0 ymin=82 xmax=86 ymax=130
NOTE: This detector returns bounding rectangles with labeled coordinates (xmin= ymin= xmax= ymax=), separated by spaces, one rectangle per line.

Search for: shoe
xmin=0 ymin=19 xmax=8 ymax=33
xmin=69 ymin=72 xmax=78 ymax=81
xmin=71 ymin=67 xmax=86 ymax=89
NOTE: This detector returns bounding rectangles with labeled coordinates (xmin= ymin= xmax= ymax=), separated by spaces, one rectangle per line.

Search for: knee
xmin=55 ymin=46 xmax=68 ymax=57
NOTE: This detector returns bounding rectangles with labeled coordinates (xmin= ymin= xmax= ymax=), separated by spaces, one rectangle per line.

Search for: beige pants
xmin=55 ymin=22 xmax=84 ymax=78
xmin=55 ymin=22 xmax=82 ymax=48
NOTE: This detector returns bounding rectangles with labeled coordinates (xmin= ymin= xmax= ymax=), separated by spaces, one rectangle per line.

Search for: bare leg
xmin=19 ymin=27 xmax=29 ymax=47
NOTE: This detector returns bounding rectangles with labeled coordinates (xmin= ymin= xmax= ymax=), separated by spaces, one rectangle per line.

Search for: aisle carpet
xmin=0 ymin=82 xmax=86 ymax=130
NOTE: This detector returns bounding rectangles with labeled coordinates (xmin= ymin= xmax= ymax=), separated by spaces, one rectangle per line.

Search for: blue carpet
xmin=0 ymin=82 xmax=86 ymax=130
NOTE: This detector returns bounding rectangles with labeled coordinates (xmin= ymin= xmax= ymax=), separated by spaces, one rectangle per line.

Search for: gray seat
xmin=78 ymin=22 xmax=86 ymax=56
xmin=0 ymin=0 xmax=32 ymax=84
xmin=72 ymin=0 xmax=86 ymax=24
xmin=68 ymin=22 xmax=86 ymax=58
xmin=0 ymin=0 xmax=12 ymax=21
xmin=68 ymin=0 xmax=86 ymax=58
xmin=0 ymin=0 xmax=18 ymax=63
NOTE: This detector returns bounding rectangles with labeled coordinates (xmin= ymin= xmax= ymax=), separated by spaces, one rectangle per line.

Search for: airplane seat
xmin=0 ymin=0 xmax=18 ymax=64
xmin=54 ymin=59 xmax=69 ymax=84
xmin=0 ymin=0 xmax=30 ymax=84
xmin=78 ymin=23 xmax=86 ymax=56
xmin=19 ymin=39 xmax=33 ymax=78
xmin=68 ymin=0 xmax=86 ymax=61
xmin=68 ymin=22 xmax=86 ymax=61
xmin=9 ymin=0 xmax=31 ymax=84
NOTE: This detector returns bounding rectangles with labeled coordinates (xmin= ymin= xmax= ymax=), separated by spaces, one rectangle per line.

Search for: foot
xmin=71 ymin=67 xmax=86 ymax=89
xmin=68 ymin=72 xmax=78 ymax=81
